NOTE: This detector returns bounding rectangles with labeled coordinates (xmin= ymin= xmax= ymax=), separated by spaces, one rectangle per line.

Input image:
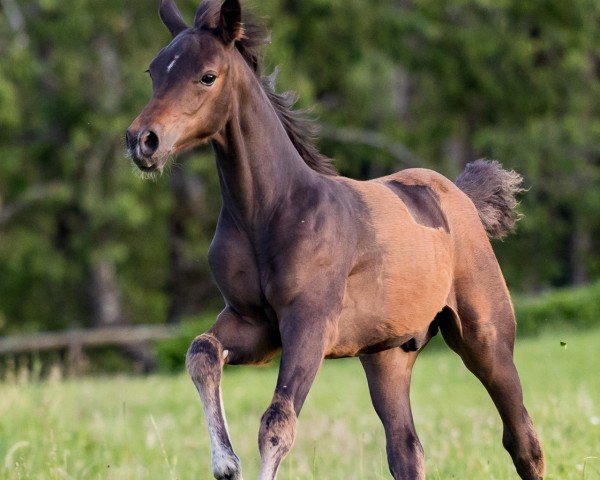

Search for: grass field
xmin=1 ymin=328 xmax=599 ymax=480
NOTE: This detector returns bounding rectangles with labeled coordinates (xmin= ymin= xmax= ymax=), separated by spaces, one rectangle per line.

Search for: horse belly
xmin=379 ymin=231 xmax=452 ymax=330
xmin=329 ymin=242 xmax=450 ymax=357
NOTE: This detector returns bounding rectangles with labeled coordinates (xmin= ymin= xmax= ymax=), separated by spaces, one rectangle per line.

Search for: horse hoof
xmin=213 ymin=453 xmax=242 ymax=480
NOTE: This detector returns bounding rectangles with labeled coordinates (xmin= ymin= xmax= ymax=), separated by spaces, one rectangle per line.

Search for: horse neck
xmin=211 ymin=63 xmax=315 ymax=227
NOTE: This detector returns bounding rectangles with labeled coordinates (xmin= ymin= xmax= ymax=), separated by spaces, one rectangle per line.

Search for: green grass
xmin=1 ymin=328 xmax=599 ymax=480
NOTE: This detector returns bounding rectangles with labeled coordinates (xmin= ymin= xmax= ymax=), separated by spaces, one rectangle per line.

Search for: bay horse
xmin=126 ymin=1 xmax=545 ymax=478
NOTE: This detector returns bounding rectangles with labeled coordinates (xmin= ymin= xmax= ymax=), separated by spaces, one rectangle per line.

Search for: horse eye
xmin=200 ymin=73 xmax=217 ymax=86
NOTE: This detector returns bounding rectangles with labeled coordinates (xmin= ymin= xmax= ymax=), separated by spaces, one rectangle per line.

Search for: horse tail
xmin=455 ymin=159 xmax=525 ymax=239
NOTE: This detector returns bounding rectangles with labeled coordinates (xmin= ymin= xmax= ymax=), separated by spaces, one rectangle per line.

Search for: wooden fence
xmin=0 ymin=325 xmax=181 ymax=374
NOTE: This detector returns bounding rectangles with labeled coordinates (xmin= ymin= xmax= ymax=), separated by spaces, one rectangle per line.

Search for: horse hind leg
xmin=439 ymin=292 xmax=545 ymax=480
xmin=360 ymin=348 xmax=425 ymax=480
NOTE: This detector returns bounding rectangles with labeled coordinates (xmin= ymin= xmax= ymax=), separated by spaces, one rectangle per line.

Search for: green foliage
xmin=514 ymin=281 xmax=600 ymax=336
xmin=0 ymin=0 xmax=599 ymax=333
xmin=0 ymin=0 xmax=217 ymax=333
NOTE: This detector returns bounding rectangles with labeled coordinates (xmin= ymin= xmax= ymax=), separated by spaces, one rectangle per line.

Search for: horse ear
xmin=159 ymin=0 xmax=188 ymax=37
xmin=217 ymin=0 xmax=244 ymax=43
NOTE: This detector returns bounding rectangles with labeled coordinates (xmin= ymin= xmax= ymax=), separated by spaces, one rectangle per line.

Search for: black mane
xmin=196 ymin=0 xmax=337 ymax=175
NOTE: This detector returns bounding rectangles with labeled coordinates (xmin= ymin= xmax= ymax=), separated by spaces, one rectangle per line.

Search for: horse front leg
xmin=186 ymin=308 xmax=279 ymax=480
xmin=257 ymin=305 xmax=331 ymax=480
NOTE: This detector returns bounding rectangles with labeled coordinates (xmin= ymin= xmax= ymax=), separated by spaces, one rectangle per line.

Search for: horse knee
xmin=186 ymin=334 xmax=224 ymax=384
xmin=259 ymin=393 xmax=297 ymax=471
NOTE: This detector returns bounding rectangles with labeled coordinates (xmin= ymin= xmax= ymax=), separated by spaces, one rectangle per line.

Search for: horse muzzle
xmin=126 ymin=126 xmax=170 ymax=172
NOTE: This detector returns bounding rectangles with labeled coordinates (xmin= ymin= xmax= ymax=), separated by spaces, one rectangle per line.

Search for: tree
xmin=0 ymin=0 xmax=598 ymax=337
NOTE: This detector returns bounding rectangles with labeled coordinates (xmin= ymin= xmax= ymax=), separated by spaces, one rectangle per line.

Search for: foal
xmin=126 ymin=1 xmax=544 ymax=479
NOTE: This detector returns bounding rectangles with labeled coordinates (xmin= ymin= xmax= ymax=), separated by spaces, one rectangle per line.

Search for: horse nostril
xmin=139 ymin=130 xmax=159 ymax=157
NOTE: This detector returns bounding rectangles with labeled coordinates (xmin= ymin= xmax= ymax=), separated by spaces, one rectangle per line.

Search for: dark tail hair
xmin=455 ymin=159 xmax=525 ymax=239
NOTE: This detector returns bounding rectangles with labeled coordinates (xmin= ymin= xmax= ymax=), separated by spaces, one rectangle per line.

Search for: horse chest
xmin=209 ymin=209 xmax=347 ymax=316
xmin=208 ymin=229 xmax=264 ymax=314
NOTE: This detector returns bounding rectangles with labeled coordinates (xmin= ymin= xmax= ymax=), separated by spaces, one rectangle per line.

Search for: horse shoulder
xmin=261 ymin=179 xmax=362 ymax=312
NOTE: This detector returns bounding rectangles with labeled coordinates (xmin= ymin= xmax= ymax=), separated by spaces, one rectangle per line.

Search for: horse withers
xmin=126 ymin=1 xmax=544 ymax=479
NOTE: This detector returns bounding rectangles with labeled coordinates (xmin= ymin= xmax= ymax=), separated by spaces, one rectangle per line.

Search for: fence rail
xmin=0 ymin=324 xmax=180 ymax=356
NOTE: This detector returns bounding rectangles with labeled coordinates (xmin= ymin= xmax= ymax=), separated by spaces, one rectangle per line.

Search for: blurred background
xmin=1 ymin=0 xmax=599 ymax=374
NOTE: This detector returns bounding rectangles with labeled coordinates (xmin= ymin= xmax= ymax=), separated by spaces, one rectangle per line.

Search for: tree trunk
xmin=569 ymin=216 xmax=590 ymax=285
xmin=87 ymin=259 xmax=157 ymax=373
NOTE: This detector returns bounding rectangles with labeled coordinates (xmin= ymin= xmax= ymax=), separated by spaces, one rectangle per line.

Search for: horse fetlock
xmin=503 ymin=428 xmax=545 ymax=480
xmin=387 ymin=431 xmax=425 ymax=480
xmin=513 ymin=445 xmax=545 ymax=480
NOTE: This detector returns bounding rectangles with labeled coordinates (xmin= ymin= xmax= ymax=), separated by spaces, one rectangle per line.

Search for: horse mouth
xmin=137 ymin=163 xmax=159 ymax=172
xmin=130 ymin=155 xmax=158 ymax=172
xmin=129 ymin=150 xmax=168 ymax=172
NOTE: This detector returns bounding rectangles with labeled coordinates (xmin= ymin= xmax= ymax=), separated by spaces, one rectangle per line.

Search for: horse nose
xmin=125 ymin=128 xmax=137 ymax=153
xmin=139 ymin=129 xmax=159 ymax=157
